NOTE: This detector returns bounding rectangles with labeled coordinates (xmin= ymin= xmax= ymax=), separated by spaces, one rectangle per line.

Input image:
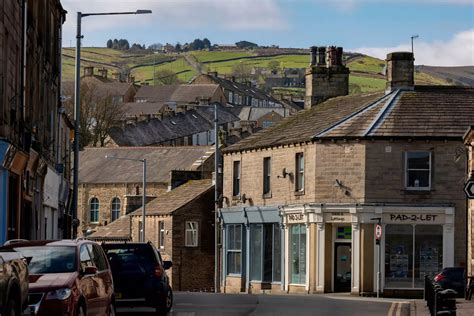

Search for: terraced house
xmin=219 ymin=50 xmax=474 ymax=297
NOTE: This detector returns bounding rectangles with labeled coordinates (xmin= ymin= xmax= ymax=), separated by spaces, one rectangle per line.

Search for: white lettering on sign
xmin=324 ymin=212 xmax=351 ymax=223
xmin=383 ymin=213 xmax=445 ymax=224
xmin=287 ymin=213 xmax=304 ymax=222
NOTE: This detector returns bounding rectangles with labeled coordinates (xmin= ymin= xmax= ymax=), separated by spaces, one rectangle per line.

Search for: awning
xmin=219 ymin=206 xmax=281 ymax=224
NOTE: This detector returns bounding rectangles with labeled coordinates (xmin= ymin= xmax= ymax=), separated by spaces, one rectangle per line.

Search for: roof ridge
xmin=313 ymin=92 xmax=392 ymax=139
xmin=363 ymin=89 xmax=402 ymax=137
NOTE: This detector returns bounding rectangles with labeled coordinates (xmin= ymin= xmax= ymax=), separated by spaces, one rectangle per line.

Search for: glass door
xmin=334 ymin=243 xmax=351 ymax=292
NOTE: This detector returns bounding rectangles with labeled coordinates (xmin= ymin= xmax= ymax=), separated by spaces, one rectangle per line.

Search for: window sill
xmin=262 ymin=193 xmax=272 ymax=199
xmin=294 ymin=190 xmax=305 ymax=196
xmin=403 ymin=188 xmax=434 ymax=195
xmin=232 ymin=195 xmax=240 ymax=201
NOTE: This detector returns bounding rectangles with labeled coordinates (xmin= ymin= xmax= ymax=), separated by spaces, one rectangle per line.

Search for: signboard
xmin=383 ymin=213 xmax=445 ymax=224
xmin=324 ymin=212 xmax=351 ymax=223
xmin=287 ymin=213 xmax=305 ymax=223
xmin=375 ymin=224 xmax=382 ymax=240
xmin=465 ymin=179 xmax=474 ymax=199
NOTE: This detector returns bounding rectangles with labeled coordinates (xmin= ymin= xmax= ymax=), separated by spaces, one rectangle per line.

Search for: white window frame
xmin=158 ymin=221 xmax=165 ymax=249
xmin=227 ymin=224 xmax=242 ymax=276
xmin=89 ymin=197 xmax=99 ymax=224
xmin=185 ymin=221 xmax=199 ymax=247
xmin=233 ymin=160 xmax=241 ymax=197
xmin=295 ymin=153 xmax=305 ymax=192
xmin=263 ymin=157 xmax=271 ymax=195
xmin=405 ymin=151 xmax=431 ymax=190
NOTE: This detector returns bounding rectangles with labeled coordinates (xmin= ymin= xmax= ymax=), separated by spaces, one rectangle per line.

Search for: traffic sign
xmin=375 ymin=224 xmax=382 ymax=240
xmin=465 ymin=179 xmax=474 ymax=199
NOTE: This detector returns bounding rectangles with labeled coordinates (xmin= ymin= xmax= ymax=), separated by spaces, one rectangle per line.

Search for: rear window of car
xmin=103 ymin=245 xmax=156 ymax=265
xmin=13 ymin=246 xmax=76 ymax=274
xmin=444 ymin=268 xmax=465 ymax=278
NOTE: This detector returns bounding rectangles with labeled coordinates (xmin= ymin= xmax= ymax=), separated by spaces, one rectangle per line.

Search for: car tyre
xmin=156 ymin=288 xmax=172 ymax=316
xmin=4 ymin=297 xmax=19 ymax=316
xmin=166 ymin=288 xmax=173 ymax=312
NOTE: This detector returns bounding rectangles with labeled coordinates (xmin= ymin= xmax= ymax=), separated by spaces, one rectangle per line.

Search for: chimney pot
xmin=317 ymin=47 xmax=326 ymax=66
xmin=310 ymin=46 xmax=317 ymax=66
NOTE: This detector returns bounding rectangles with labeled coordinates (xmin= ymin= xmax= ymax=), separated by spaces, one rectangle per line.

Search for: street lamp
xmin=71 ymin=9 xmax=152 ymax=238
xmin=411 ymin=35 xmax=419 ymax=55
xmin=371 ymin=217 xmax=382 ymax=298
xmin=105 ymin=155 xmax=147 ymax=242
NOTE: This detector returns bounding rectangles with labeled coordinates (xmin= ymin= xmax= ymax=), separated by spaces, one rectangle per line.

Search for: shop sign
xmin=324 ymin=212 xmax=351 ymax=223
xmin=43 ymin=166 xmax=61 ymax=208
xmin=287 ymin=213 xmax=305 ymax=223
xmin=383 ymin=213 xmax=444 ymax=224
xmin=375 ymin=224 xmax=382 ymax=240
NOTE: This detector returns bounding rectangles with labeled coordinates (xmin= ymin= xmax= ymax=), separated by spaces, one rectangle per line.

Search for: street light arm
xmin=82 ymin=10 xmax=152 ymax=17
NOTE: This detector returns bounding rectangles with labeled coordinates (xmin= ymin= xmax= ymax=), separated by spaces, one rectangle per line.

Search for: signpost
xmin=371 ymin=218 xmax=382 ymax=298
xmin=465 ymin=179 xmax=474 ymax=199
xmin=375 ymin=224 xmax=382 ymax=240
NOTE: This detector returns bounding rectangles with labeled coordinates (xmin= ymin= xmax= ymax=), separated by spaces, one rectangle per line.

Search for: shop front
xmin=219 ymin=206 xmax=284 ymax=294
xmin=42 ymin=166 xmax=61 ymax=239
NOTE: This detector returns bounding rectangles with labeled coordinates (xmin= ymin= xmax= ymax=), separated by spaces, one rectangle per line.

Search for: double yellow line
xmin=388 ymin=302 xmax=409 ymax=316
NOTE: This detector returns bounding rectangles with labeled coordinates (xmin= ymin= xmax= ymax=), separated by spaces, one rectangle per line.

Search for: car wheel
xmin=108 ymin=302 xmax=116 ymax=316
xmin=156 ymin=288 xmax=172 ymax=316
xmin=166 ymin=288 xmax=173 ymax=312
xmin=76 ymin=304 xmax=86 ymax=316
xmin=4 ymin=297 xmax=19 ymax=316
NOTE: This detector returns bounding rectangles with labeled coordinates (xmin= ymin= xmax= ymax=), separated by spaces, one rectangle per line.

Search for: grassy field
xmin=347 ymin=55 xmax=385 ymax=74
xmin=349 ymin=75 xmax=386 ymax=93
xmin=131 ymin=57 xmax=197 ymax=83
xmin=191 ymin=50 xmax=254 ymax=62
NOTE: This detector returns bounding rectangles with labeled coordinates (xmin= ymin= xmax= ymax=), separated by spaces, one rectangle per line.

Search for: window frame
xmin=226 ymin=224 xmax=242 ymax=276
xmin=158 ymin=221 xmax=165 ymax=249
xmin=185 ymin=221 xmax=199 ymax=247
xmin=295 ymin=153 xmax=305 ymax=193
xmin=89 ymin=197 xmax=100 ymax=224
xmin=263 ymin=157 xmax=272 ymax=197
xmin=232 ymin=160 xmax=241 ymax=197
xmin=249 ymin=223 xmax=281 ymax=283
xmin=111 ymin=197 xmax=121 ymax=222
xmin=405 ymin=151 xmax=432 ymax=191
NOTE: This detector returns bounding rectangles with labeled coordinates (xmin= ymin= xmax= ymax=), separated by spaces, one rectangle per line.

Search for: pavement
xmin=411 ymin=298 xmax=474 ymax=316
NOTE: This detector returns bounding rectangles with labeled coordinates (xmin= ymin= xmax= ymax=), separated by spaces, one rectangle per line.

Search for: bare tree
xmin=154 ymin=69 xmax=180 ymax=85
xmin=63 ymin=81 xmax=125 ymax=148
xmin=231 ymin=62 xmax=252 ymax=82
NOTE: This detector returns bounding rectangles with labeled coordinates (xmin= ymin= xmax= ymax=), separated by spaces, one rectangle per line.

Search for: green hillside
xmin=61 ymin=48 xmax=452 ymax=94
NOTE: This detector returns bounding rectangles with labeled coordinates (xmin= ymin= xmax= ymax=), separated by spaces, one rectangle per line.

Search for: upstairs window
xmin=295 ymin=153 xmax=305 ymax=192
xmin=233 ymin=161 xmax=241 ymax=197
xmin=158 ymin=221 xmax=165 ymax=249
xmin=111 ymin=197 xmax=121 ymax=222
xmin=89 ymin=198 xmax=99 ymax=223
xmin=405 ymin=152 xmax=431 ymax=190
xmin=185 ymin=221 xmax=198 ymax=247
xmin=263 ymin=157 xmax=271 ymax=195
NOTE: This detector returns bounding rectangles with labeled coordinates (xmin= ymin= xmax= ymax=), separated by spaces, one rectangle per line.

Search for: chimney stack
xmin=310 ymin=46 xmax=317 ymax=66
xmin=304 ymin=46 xmax=349 ymax=109
xmin=208 ymin=71 xmax=218 ymax=77
xmin=385 ymin=52 xmax=414 ymax=93
xmin=98 ymin=68 xmax=108 ymax=79
xmin=84 ymin=66 xmax=94 ymax=77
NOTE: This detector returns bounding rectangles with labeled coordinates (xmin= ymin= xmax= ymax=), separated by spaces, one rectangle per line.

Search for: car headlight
xmin=45 ymin=288 xmax=72 ymax=300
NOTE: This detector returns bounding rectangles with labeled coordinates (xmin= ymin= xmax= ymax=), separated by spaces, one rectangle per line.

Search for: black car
xmin=101 ymin=242 xmax=172 ymax=315
xmin=434 ymin=267 xmax=466 ymax=297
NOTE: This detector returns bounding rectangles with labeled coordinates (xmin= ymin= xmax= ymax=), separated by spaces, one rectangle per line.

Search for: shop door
xmin=334 ymin=243 xmax=351 ymax=292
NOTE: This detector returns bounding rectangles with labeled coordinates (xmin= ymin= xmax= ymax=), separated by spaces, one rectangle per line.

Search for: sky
xmin=60 ymin=0 xmax=474 ymax=66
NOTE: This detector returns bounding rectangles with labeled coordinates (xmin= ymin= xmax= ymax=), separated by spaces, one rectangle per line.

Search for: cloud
xmin=61 ymin=0 xmax=287 ymax=43
xmin=352 ymin=29 xmax=474 ymax=66
xmin=306 ymin=0 xmax=473 ymax=11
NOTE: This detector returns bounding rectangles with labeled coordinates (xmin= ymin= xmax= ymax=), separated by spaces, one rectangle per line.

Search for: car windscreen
xmin=103 ymin=245 xmax=156 ymax=271
xmin=13 ymin=246 xmax=77 ymax=274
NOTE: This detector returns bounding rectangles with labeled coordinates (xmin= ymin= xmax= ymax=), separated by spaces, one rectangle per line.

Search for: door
xmin=334 ymin=243 xmax=351 ymax=292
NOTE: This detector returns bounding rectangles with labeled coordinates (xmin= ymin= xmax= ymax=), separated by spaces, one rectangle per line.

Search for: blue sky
xmin=61 ymin=0 xmax=474 ymax=66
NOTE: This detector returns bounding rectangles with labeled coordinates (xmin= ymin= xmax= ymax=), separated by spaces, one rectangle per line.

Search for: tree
xmin=112 ymin=39 xmax=119 ymax=49
xmin=106 ymin=39 xmax=113 ymax=48
xmin=190 ymin=38 xmax=204 ymax=50
xmin=203 ymin=38 xmax=211 ymax=49
xmin=154 ymin=69 xmax=179 ymax=85
xmin=268 ymin=60 xmax=281 ymax=73
xmin=235 ymin=40 xmax=258 ymax=49
xmin=63 ymin=81 xmax=125 ymax=148
xmin=148 ymin=43 xmax=163 ymax=51
xmin=231 ymin=62 xmax=252 ymax=82
xmin=175 ymin=42 xmax=182 ymax=52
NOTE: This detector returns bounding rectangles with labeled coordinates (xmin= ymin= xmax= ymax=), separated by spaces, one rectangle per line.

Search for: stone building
xmin=77 ymin=146 xmax=214 ymax=235
xmin=464 ymin=126 xmax=474 ymax=278
xmin=219 ymin=51 xmax=474 ymax=296
xmin=0 ymin=0 xmax=70 ymax=243
xmin=91 ymin=179 xmax=216 ymax=292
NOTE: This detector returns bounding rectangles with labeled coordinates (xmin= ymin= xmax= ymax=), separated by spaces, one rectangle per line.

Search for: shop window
xmin=111 ymin=197 xmax=120 ymax=222
xmin=250 ymin=224 xmax=281 ymax=282
xmin=290 ymin=224 xmax=306 ymax=284
xmin=233 ymin=161 xmax=241 ymax=197
xmin=295 ymin=153 xmax=304 ymax=192
xmin=227 ymin=224 xmax=242 ymax=275
xmin=336 ymin=226 xmax=351 ymax=240
xmin=405 ymin=152 xmax=431 ymax=190
xmin=385 ymin=224 xmax=442 ymax=289
xmin=263 ymin=157 xmax=271 ymax=196
xmin=185 ymin=221 xmax=198 ymax=247
xmin=89 ymin=197 xmax=99 ymax=223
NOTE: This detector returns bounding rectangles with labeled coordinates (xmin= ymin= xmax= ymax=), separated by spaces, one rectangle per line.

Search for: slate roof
xmin=79 ymin=146 xmax=213 ymax=184
xmin=89 ymin=216 xmax=131 ymax=239
xmin=223 ymin=92 xmax=384 ymax=152
xmin=109 ymin=105 xmax=239 ymax=146
xmin=130 ymin=179 xmax=213 ymax=216
xmin=122 ymin=102 xmax=169 ymax=117
xmin=134 ymin=84 xmax=221 ymax=103
xmin=224 ymin=86 xmax=474 ymax=153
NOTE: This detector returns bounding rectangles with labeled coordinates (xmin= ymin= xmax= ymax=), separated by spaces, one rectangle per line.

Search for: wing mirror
xmin=83 ymin=266 xmax=98 ymax=275
xmin=163 ymin=261 xmax=172 ymax=270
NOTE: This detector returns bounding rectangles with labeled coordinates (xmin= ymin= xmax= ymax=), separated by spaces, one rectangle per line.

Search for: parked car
xmin=0 ymin=250 xmax=29 ymax=316
xmin=101 ymin=242 xmax=172 ymax=315
xmin=1 ymin=239 xmax=115 ymax=316
xmin=434 ymin=267 xmax=466 ymax=297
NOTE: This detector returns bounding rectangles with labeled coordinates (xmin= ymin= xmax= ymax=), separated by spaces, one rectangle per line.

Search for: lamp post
xmin=214 ymin=102 xmax=220 ymax=293
xmin=371 ymin=217 xmax=382 ymax=298
xmin=411 ymin=35 xmax=419 ymax=55
xmin=105 ymin=156 xmax=147 ymax=242
xmin=72 ymin=9 xmax=152 ymax=238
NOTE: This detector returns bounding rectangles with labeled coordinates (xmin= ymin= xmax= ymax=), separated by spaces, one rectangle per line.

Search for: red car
xmin=1 ymin=239 xmax=115 ymax=316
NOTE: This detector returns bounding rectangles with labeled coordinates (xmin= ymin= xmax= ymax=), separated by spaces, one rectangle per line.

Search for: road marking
xmin=388 ymin=302 xmax=397 ymax=316
xmin=396 ymin=302 xmax=402 ymax=316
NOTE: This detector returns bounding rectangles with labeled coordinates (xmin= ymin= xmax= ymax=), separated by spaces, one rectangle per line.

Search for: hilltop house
xmin=264 ymin=68 xmax=306 ymax=89
xmin=90 ymin=179 xmax=216 ymax=292
xmin=77 ymin=146 xmax=214 ymax=235
xmin=218 ymin=48 xmax=474 ymax=297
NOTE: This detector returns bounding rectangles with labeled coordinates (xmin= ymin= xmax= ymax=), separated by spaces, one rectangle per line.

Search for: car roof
xmin=1 ymin=239 xmax=96 ymax=249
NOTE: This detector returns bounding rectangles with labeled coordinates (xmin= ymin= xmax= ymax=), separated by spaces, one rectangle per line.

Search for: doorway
xmin=334 ymin=243 xmax=351 ymax=292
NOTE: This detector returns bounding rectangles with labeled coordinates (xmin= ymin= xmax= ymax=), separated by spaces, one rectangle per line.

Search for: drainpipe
xmin=21 ymin=0 xmax=27 ymax=130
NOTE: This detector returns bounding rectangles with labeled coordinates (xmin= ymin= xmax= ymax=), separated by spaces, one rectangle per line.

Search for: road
xmin=117 ymin=292 xmax=411 ymax=316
